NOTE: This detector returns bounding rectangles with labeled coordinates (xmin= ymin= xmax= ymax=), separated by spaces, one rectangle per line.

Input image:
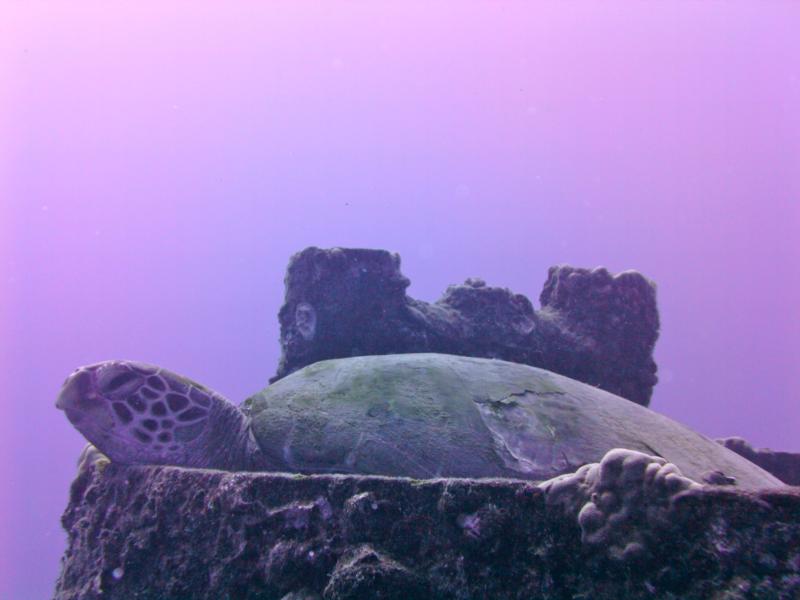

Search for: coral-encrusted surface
xmin=272 ymin=247 xmax=659 ymax=406
xmin=54 ymin=453 xmax=800 ymax=600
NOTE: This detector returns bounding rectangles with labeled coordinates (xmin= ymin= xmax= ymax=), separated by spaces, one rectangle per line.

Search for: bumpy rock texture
xmin=272 ymin=247 xmax=659 ymax=406
xmin=718 ymin=437 xmax=800 ymax=486
xmin=54 ymin=452 xmax=800 ymax=600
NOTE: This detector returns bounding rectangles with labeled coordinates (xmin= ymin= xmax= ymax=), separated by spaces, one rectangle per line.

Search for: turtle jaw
xmin=57 ymin=364 xmax=125 ymax=456
xmin=57 ymin=368 xmax=107 ymax=420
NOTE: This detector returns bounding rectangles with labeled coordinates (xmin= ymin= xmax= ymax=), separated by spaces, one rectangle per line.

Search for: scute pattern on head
xmin=108 ymin=369 xmax=210 ymax=448
xmin=57 ymin=361 xmax=216 ymax=465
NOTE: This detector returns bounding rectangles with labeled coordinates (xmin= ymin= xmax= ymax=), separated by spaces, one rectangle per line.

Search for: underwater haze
xmin=2 ymin=2 xmax=799 ymax=598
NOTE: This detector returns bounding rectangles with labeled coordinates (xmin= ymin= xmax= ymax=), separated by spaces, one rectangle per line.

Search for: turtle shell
xmin=243 ymin=353 xmax=780 ymax=488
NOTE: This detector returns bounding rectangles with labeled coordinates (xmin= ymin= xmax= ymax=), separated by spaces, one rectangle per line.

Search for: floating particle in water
xmin=112 ymin=567 xmax=124 ymax=580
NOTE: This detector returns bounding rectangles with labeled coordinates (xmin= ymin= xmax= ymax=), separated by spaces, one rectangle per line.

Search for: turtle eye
xmin=107 ymin=372 xmax=138 ymax=392
xmin=98 ymin=363 xmax=142 ymax=398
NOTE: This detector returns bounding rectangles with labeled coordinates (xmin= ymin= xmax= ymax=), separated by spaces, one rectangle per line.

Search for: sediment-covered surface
xmin=54 ymin=453 xmax=800 ymax=600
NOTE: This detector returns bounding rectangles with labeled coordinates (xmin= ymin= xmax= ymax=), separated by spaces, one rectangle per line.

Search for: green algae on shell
xmin=243 ymin=353 xmax=780 ymax=488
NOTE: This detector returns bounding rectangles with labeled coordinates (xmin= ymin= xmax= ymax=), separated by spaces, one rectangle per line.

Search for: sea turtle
xmin=56 ymin=353 xmax=781 ymax=488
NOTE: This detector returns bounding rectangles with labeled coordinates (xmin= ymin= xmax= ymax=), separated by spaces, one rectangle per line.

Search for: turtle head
xmin=56 ymin=360 xmax=213 ymax=466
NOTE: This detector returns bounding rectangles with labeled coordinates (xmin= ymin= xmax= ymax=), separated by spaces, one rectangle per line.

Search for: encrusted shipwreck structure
xmin=273 ymin=247 xmax=659 ymax=407
xmin=54 ymin=450 xmax=800 ymax=599
xmin=53 ymin=248 xmax=800 ymax=599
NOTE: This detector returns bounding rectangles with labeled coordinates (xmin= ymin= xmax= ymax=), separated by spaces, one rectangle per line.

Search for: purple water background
xmin=2 ymin=3 xmax=799 ymax=597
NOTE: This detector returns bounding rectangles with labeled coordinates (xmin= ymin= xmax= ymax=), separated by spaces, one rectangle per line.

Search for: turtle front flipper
xmin=57 ymin=361 xmax=255 ymax=471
